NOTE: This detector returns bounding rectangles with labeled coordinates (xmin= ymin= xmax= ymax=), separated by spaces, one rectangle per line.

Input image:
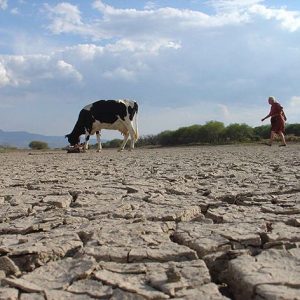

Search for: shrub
xmin=224 ymin=123 xmax=254 ymax=142
xmin=199 ymin=121 xmax=225 ymax=144
xmin=136 ymin=135 xmax=159 ymax=147
xmin=157 ymin=130 xmax=175 ymax=146
xmin=286 ymin=123 xmax=300 ymax=136
xmin=253 ymin=125 xmax=271 ymax=139
xmin=28 ymin=141 xmax=49 ymax=150
xmin=0 ymin=145 xmax=17 ymax=153
xmin=102 ymin=139 xmax=123 ymax=148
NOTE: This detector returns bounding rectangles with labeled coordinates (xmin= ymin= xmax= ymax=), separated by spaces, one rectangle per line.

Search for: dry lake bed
xmin=0 ymin=144 xmax=300 ymax=300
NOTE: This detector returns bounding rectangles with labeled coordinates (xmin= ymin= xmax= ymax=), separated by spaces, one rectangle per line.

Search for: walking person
xmin=261 ymin=96 xmax=287 ymax=146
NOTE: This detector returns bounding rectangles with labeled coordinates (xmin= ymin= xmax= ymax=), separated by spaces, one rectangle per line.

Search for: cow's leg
xmin=127 ymin=124 xmax=136 ymax=151
xmin=119 ymin=132 xmax=129 ymax=152
xmin=96 ymin=131 xmax=102 ymax=152
xmin=84 ymin=132 xmax=90 ymax=152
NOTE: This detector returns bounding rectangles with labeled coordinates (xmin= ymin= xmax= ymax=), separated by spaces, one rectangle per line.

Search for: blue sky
xmin=1 ymin=0 xmax=300 ymax=139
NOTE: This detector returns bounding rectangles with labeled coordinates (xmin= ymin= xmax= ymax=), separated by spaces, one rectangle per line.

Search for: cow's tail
xmin=133 ymin=102 xmax=139 ymax=141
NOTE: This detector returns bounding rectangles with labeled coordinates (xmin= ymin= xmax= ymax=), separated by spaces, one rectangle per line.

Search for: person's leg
xmin=278 ymin=131 xmax=287 ymax=146
xmin=269 ymin=131 xmax=276 ymax=146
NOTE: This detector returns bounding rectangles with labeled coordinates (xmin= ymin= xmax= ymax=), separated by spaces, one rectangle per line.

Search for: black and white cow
xmin=66 ymin=99 xmax=138 ymax=151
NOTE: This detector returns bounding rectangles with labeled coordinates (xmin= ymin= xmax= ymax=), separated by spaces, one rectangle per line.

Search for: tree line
xmin=101 ymin=122 xmax=300 ymax=148
xmin=21 ymin=122 xmax=300 ymax=150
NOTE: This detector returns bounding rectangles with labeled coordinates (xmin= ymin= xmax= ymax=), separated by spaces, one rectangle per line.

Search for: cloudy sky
xmin=1 ymin=0 xmax=300 ymax=139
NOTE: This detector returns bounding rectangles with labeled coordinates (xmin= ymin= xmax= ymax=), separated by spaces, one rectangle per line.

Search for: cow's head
xmin=65 ymin=133 xmax=80 ymax=146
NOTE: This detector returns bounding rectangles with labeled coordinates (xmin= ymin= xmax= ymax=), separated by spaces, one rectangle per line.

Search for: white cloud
xmin=40 ymin=0 xmax=300 ymax=66
xmin=92 ymin=0 xmax=250 ymax=30
xmin=76 ymin=44 xmax=103 ymax=57
xmin=0 ymin=35 xmax=180 ymax=90
xmin=250 ymin=4 xmax=300 ymax=32
xmin=46 ymin=2 xmax=82 ymax=25
xmin=144 ymin=1 xmax=157 ymax=10
xmin=209 ymin=0 xmax=263 ymax=11
xmin=41 ymin=0 xmax=300 ymax=60
xmin=45 ymin=2 xmax=88 ymax=35
xmin=0 ymin=62 xmax=10 ymax=87
xmin=102 ymin=67 xmax=136 ymax=81
xmin=0 ymin=55 xmax=82 ymax=87
xmin=285 ymin=96 xmax=300 ymax=124
xmin=59 ymin=39 xmax=180 ymax=65
xmin=0 ymin=0 xmax=7 ymax=10
xmin=217 ymin=104 xmax=230 ymax=119
xmin=56 ymin=60 xmax=82 ymax=81
xmin=289 ymin=96 xmax=300 ymax=107
xmin=208 ymin=1 xmax=300 ymax=32
xmin=64 ymin=44 xmax=104 ymax=61
xmin=0 ymin=56 xmax=30 ymax=86
xmin=43 ymin=0 xmax=256 ymax=43
xmin=105 ymin=39 xmax=181 ymax=55
xmin=10 ymin=7 xmax=19 ymax=15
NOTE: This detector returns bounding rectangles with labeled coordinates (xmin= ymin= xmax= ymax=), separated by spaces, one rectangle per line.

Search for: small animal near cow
xmin=65 ymin=99 xmax=138 ymax=152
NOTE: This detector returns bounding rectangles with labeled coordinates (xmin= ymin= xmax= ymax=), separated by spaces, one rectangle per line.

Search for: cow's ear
xmin=65 ymin=134 xmax=69 ymax=139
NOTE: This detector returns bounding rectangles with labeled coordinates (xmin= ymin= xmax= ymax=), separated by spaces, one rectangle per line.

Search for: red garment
xmin=269 ymin=102 xmax=285 ymax=133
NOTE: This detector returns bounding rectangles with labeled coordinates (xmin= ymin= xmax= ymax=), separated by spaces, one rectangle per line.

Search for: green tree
xmin=224 ymin=123 xmax=254 ymax=142
xmin=136 ymin=135 xmax=159 ymax=147
xmin=135 ymin=122 xmax=300 ymax=147
xmin=188 ymin=125 xmax=203 ymax=143
xmin=286 ymin=123 xmax=300 ymax=136
xmin=29 ymin=141 xmax=49 ymax=150
xmin=199 ymin=121 xmax=225 ymax=144
xmin=172 ymin=125 xmax=203 ymax=144
xmin=157 ymin=130 xmax=175 ymax=146
xmin=253 ymin=125 xmax=271 ymax=139
xmin=102 ymin=139 xmax=123 ymax=148
xmin=173 ymin=126 xmax=192 ymax=144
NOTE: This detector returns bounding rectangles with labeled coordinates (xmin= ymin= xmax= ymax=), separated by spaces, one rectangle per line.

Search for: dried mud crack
xmin=0 ymin=145 xmax=300 ymax=299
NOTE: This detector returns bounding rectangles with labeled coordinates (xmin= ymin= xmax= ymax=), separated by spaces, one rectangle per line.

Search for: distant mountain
xmin=0 ymin=129 xmax=67 ymax=149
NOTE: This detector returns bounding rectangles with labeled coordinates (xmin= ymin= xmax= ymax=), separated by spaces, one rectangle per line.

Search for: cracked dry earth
xmin=0 ymin=145 xmax=300 ymax=300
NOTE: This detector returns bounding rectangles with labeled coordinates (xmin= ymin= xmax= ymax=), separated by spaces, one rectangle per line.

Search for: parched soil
xmin=0 ymin=144 xmax=300 ymax=300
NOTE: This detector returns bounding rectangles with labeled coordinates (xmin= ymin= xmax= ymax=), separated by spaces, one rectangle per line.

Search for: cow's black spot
xmin=90 ymin=100 xmax=127 ymax=122
xmin=128 ymin=102 xmax=138 ymax=121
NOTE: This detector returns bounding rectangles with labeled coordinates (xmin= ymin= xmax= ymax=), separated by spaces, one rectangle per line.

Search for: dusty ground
xmin=0 ymin=144 xmax=300 ymax=300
